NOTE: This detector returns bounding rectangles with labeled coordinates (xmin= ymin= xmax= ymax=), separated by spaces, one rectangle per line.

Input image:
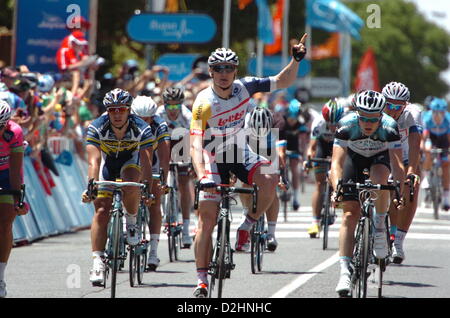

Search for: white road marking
xmin=270 ymin=252 xmax=340 ymax=298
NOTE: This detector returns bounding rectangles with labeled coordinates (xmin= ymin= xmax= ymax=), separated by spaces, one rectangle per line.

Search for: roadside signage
xmin=127 ymin=13 xmax=216 ymax=43
xmin=155 ymin=53 xmax=200 ymax=82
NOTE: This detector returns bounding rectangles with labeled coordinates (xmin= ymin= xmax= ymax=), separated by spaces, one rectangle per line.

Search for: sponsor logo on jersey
xmin=217 ymin=109 xmax=246 ymax=127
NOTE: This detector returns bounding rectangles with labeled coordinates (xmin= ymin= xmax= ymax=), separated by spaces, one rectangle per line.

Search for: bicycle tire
xmin=322 ymin=185 xmax=331 ymax=250
xmin=129 ymin=247 xmax=136 ymax=287
xmin=352 ymin=217 xmax=370 ymax=298
xmin=166 ymin=193 xmax=175 ymax=262
xmin=217 ymin=213 xmax=228 ymax=298
xmin=430 ymin=172 xmax=440 ymax=220
xmin=110 ymin=211 xmax=121 ymax=298
xmin=257 ymin=218 xmax=265 ymax=272
xmin=283 ymin=193 xmax=288 ymax=222
xmin=250 ymin=226 xmax=257 ymax=274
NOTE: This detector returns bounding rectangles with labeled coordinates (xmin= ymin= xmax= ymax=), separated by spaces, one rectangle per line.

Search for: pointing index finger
xmin=299 ymin=33 xmax=308 ymax=45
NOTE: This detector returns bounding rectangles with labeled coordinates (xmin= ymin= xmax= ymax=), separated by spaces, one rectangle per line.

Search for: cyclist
xmin=329 ymin=90 xmax=405 ymax=296
xmin=190 ymin=34 xmax=307 ymax=297
xmin=278 ymin=99 xmax=304 ymax=210
xmin=421 ymin=98 xmax=450 ymax=210
xmin=131 ymin=95 xmax=170 ymax=271
xmin=382 ymin=82 xmax=422 ymax=264
xmin=239 ymin=106 xmax=287 ymax=251
xmin=304 ymin=98 xmax=344 ymax=238
xmin=0 ymin=101 xmax=27 ymax=298
xmin=156 ymin=87 xmax=194 ymax=248
xmin=81 ymin=88 xmax=155 ymax=286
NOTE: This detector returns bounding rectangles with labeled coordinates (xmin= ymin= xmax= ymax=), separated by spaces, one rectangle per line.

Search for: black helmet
xmin=163 ymin=87 xmax=185 ymax=103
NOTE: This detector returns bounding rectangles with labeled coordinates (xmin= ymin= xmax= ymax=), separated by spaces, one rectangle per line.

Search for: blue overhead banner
xmin=306 ymin=0 xmax=363 ymax=40
xmin=248 ymin=56 xmax=311 ymax=77
xmin=14 ymin=0 xmax=90 ymax=73
xmin=127 ymin=13 xmax=217 ymax=43
xmin=255 ymin=0 xmax=274 ymax=44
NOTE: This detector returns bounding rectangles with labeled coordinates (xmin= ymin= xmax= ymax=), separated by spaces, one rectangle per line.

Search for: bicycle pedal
xmin=338 ymin=290 xmax=351 ymax=298
xmin=181 ymin=244 xmax=191 ymax=249
xmin=91 ymin=281 xmax=105 ymax=288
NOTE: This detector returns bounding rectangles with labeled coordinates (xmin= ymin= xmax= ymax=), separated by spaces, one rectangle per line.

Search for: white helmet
xmin=382 ymin=81 xmax=410 ymax=102
xmin=208 ymin=48 xmax=239 ymax=66
xmin=249 ymin=107 xmax=273 ymax=137
xmin=0 ymin=100 xmax=12 ymax=125
xmin=355 ymin=90 xmax=386 ymax=113
xmin=37 ymin=74 xmax=55 ymax=92
xmin=131 ymin=95 xmax=158 ymax=117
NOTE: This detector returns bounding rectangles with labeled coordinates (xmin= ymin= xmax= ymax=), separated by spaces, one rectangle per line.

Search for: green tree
xmin=344 ymin=0 xmax=450 ymax=101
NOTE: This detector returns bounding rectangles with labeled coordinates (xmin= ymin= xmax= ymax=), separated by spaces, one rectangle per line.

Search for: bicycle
xmin=250 ymin=214 xmax=267 ymax=274
xmin=336 ymin=175 xmax=401 ymax=298
xmin=425 ymin=148 xmax=448 ymax=219
xmin=87 ymin=179 xmax=148 ymax=298
xmin=194 ymin=182 xmax=258 ymax=298
xmin=0 ymin=184 xmax=26 ymax=210
xmin=163 ymin=162 xmax=191 ymax=262
xmin=306 ymin=158 xmax=334 ymax=249
xmin=129 ymin=172 xmax=161 ymax=287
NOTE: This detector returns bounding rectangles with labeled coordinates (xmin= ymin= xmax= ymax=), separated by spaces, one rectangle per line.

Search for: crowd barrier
xmin=12 ymin=137 xmax=94 ymax=245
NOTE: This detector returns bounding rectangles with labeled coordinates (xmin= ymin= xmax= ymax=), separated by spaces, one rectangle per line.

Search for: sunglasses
xmin=165 ymin=103 xmax=181 ymax=110
xmin=358 ymin=114 xmax=380 ymax=123
xmin=107 ymin=107 xmax=129 ymax=114
xmin=386 ymin=102 xmax=404 ymax=111
xmin=0 ymin=123 xmax=5 ymax=129
xmin=212 ymin=64 xmax=236 ymax=74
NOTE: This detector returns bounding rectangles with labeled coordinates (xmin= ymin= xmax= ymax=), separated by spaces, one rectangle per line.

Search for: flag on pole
xmin=354 ymin=47 xmax=380 ymax=92
xmin=311 ymin=32 xmax=340 ymax=60
xmin=265 ymin=0 xmax=284 ymax=55
xmin=306 ymin=0 xmax=363 ymax=40
xmin=255 ymin=0 xmax=274 ymax=44
xmin=238 ymin=0 xmax=253 ymax=10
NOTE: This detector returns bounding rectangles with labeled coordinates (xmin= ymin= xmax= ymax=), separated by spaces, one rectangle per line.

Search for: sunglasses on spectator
xmin=386 ymin=102 xmax=404 ymax=111
xmin=212 ymin=64 xmax=236 ymax=73
xmin=358 ymin=114 xmax=381 ymax=123
xmin=165 ymin=103 xmax=181 ymax=110
xmin=0 ymin=123 xmax=6 ymax=129
xmin=107 ymin=106 xmax=129 ymax=114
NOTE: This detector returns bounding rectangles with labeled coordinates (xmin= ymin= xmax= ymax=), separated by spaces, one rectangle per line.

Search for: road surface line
xmin=270 ymin=252 xmax=340 ymax=298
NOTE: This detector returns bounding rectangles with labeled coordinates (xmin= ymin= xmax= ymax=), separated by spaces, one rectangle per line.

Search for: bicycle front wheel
xmin=430 ymin=172 xmax=440 ymax=219
xmin=322 ymin=187 xmax=331 ymax=250
xmin=216 ymin=214 xmax=228 ymax=298
xmin=129 ymin=247 xmax=136 ymax=287
xmin=110 ymin=212 xmax=121 ymax=298
xmin=352 ymin=217 xmax=370 ymax=298
xmin=250 ymin=226 xmax=257 ymax=274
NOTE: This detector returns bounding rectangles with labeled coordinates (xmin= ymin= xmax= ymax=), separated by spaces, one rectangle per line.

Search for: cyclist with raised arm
xmin=381 ymin=82 xmax=422 ymax=264
xmin=304 ymin=99 xmax=344 ymax=238
xmin=421 ymin=98 xmax=450 ymax=210
xmin=156 ymin=87 xmax=194 ymax=248
xmin=0 ymin=101 xmax=27 ymax=298
xmin=329 ymin=90 xmax=405 ymax=297
xmin=131 ymin=95 xmax=170 ymax=271
xmin=190 ymin=34 xmax=307 ymax=297
xmin=81 ymin=88 xmax=155 ymax=286
xmin=239 ymin=106 xmax=287 ymax=251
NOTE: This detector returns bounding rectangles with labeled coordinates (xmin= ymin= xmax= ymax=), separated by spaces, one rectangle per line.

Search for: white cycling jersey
xmin=395 ymin=103 xmax=423 ymax=164
xmin=155 ymin=104 xmax=192 ymax=139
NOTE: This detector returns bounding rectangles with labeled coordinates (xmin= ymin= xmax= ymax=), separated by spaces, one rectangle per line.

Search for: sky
xmin=406 ymin=0 xmax=450 ymax=95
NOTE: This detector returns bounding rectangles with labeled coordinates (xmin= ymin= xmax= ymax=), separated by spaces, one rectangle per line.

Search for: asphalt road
xmin=5 ymin=180 xmax=450 ymax=301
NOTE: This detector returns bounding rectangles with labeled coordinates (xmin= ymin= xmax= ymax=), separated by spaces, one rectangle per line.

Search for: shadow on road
xmin=137 ymin=283 xmax=196 ymax=289
xmin=383 ymin=280 xmax=435 ymax=288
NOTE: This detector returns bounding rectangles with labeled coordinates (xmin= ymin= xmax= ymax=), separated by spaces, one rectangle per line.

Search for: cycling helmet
xmin=382 ymin=81 xmax=410 ymax=102
xmin=287 ymin=99 xmax=301 ymax=118
xmin=0 ymin=100 xmax=11 ymax=125
xmin=355 ymin=90 xmax=386 ymax=113
xmin=249 ymin=107 xmax=273 ymax=137
xmin=163 ymin=87 xmax=185 ymax=103
xmin=208 ymin=48 xmax=239 ymax=66
xmin=131 ymin=96 xmax=158 ymax=117
xmin=322 ymin=98 xmax=344 ymax=124
xmin=429 ymin=98 xmax=448 ymax=112
xmin=37 ymin=74 xmax=55 ymax=92
xmin=423 ymin=96 xmax=435 ymax=110
xmin=103 ymin=88 xmax=133 ymax=107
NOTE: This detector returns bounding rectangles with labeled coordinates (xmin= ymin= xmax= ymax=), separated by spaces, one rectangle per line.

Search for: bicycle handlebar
xmin=0 ymin=184 xmax=26 ymax=208
xmin=194 ymin=182 xmax=258 ymax=214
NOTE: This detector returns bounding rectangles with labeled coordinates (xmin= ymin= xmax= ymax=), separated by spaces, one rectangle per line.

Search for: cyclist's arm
xmin=9 ymin=151 xmax=24 ymax=194
xmin=190 ymin=100 xmax=210 ymax=181
xmin=330 ymin=144 xmax=346 ymax=191
xmin=86 ymin=144 xmax=101 ymax=181
xmin=140 ymin=147 xmax=153 ymax=190
xmin=158 ymin=140 xmax=170 ymax=184
xmin=272 ymin=34 xmax=307 ymax=90
xmin=420 ymin=129 xmax=430 ymax=150
xmin=190 ymin=133 xmax=206 ymax=180
xmin=407 ymin=131 xmax=421 ymax=176
xmin=389 ymin=147 xmax=406 ymax=195
xmin=306 ymin=138 xmax=317 ymax=160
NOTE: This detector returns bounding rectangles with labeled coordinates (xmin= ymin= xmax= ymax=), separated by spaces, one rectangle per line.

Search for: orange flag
xmin=311 ymin=33 xmax=340 ymax=60
xmin=354 ymin=47 xmax=380 ymax=92
xmin=264 ymin=0 xmax=284 ymax=55
xmin=238 ymin=0 xmax=253 ymax=10
xmin=166 ymin=0 xmax=179 ymax=12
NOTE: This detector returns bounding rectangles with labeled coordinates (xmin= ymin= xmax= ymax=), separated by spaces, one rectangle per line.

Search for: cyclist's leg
xmin=441 ymin=154 xmax=450 ymax=208
xmin=309 ymin=170 xmax=326 ymax=235
xmin=266 ymin=195 xmax=279 ymax=250
xmin=178 ymin=173 xmax=193 ymax=244
xmin=289 ymin=156 xmax=300 ymax=209
xmin=121 ymin=165 xmax=143 ymax=246
xmin=148 ymin=177 xmax=163 ymax=269
xmin=0 ymin=197 xmax=16 ymax=297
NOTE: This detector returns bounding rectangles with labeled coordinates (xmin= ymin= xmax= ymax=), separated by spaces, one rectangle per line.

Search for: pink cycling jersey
xmin=0 ymin=120 xmax=24 ymax=171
